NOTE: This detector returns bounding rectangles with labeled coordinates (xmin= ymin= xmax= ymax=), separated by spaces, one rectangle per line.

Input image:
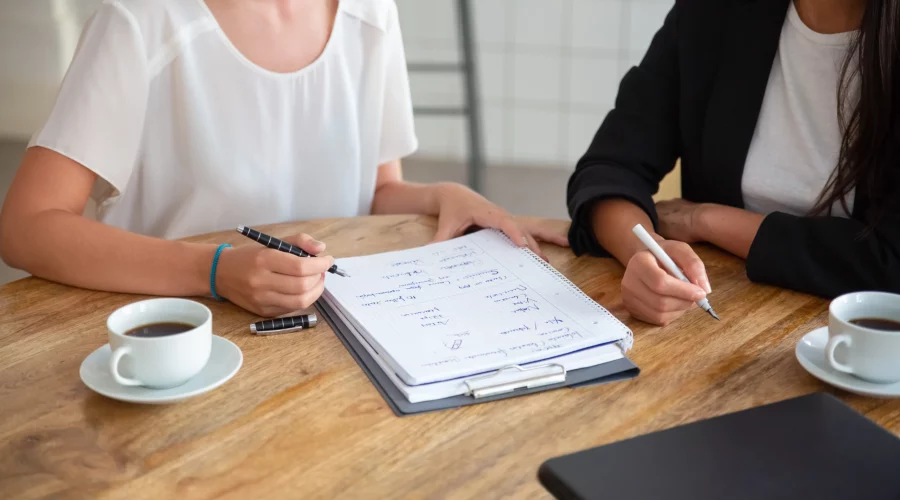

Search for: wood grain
xmin=1 ymin=215 xmax=898 ymax=499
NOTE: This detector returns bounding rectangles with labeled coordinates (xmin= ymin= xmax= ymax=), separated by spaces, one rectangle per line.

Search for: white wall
xmin=0 ymin=0 xmax=102 ymax=139
xmin=398 ymin=0 xmax=674 ymax=169
xmin=0 ymin=0 xmax=674 ymax=167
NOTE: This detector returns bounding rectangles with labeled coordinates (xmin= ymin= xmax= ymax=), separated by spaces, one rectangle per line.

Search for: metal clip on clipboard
xmin=463 ymin=363 xmax=567 ymax=398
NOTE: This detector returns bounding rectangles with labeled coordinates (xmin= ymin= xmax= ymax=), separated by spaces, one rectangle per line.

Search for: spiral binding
xmin=487 ymin=229 xmax=634 ymax=352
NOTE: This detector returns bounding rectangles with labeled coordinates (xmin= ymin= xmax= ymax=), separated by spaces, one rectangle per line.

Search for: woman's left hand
xmin=432 ymin=184 xmax=569 ymax=260
xmin=656 ymin=198 xmax=705 ymax=243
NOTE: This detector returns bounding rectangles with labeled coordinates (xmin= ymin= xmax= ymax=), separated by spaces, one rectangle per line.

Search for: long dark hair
xmin=811 ymin=0 xmax=900 ymax=226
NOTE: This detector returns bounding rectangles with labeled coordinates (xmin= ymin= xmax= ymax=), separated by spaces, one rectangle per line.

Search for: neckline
xmin=194 ymin=0 xmax=343 ymax=79
xmin=788 ymin=1 xmax=856 ymax=47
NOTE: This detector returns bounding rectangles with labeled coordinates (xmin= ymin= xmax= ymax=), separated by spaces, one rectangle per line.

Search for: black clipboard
xmin=317 ymin=300 xmax=640 ymax=417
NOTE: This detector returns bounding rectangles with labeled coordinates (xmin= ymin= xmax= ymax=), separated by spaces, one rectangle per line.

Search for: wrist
xmin=431 ymin=182 xmax=464 ymax=216
xmin=187 ymin=243 xmax=221 ymax=298
xmin=692 ymin=203 xmax=716 ymax=242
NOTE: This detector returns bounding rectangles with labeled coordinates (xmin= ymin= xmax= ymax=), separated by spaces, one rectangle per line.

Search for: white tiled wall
xmin=396 ymin=0 xmax=675 ymax=169
xmin=0 ymin=0 xmax=675 ymax=168
xmin=0 ymin=0 xmax=102 ymax=139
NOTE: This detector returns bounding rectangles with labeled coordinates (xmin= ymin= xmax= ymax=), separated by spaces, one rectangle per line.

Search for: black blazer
xmin=567 ymin=0 xmax=900 ymax=299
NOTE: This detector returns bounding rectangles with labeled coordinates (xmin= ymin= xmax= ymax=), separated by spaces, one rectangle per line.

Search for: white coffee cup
xmin=826 ymin=291 xmax=900 ymax=384
xmin=107 ymin=298 xmax=212 ymax=389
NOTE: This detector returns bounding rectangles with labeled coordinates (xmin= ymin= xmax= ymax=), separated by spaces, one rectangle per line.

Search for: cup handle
xmin=825 ymin=334 xmax=854 ymax=374
xmin=109 ymin=346 xmax=142 ymax=386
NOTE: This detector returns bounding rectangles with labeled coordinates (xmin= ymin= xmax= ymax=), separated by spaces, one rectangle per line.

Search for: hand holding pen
xmin=622 ymin=224 xmax=719 ymax=326
xmin=213 ymin=231 xmax=340 ymax=317
xmin=237 ymin=226 xmax=350 ymax=277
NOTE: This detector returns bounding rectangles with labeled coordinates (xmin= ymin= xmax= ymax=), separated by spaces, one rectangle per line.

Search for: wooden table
xmin=1 ymin=215 xmax=898 ymax=499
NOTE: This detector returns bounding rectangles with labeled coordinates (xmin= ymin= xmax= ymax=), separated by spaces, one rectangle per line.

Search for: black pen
xmin=236 ymin=225 xmax=350 ymax=277
xmin=251 ymin=313 xmax=318 ymax=335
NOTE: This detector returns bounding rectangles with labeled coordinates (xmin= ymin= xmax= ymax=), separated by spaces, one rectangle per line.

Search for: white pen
xmin=632 ymin=224 xmax=720 ymax=321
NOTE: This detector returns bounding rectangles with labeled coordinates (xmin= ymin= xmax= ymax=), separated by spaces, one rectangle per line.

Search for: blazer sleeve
xmin=747 ymin=210 xmax=900 ymax=298
xmin=566 ymin=6 xmax=681 ymax=257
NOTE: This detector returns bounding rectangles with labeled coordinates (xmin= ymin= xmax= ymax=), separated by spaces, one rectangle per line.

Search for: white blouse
xmin=29 ymin=0 xmax=418 ymax=240
xmin=741 ymin=2 xmax=856 ymax=217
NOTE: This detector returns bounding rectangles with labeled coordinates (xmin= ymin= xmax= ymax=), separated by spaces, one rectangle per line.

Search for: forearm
xmin=1 ymin=210 xmax=216 ymax=296
xmin=370 ymin=180 xmax=446 ymax=216
xmin=695 ymin=204 xmax=764 ymax=259
xmin=591 ymin=198 xmax=660 ymax=266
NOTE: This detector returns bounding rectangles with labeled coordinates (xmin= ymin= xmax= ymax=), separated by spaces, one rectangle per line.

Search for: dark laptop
xmin=538 ymin=393 xmax=900 ymax=500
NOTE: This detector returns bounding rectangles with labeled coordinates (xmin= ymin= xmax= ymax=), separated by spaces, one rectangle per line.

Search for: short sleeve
xmin=29 ymin=1 xmax=149 ymax=204
xmin=377 ymin=1 xmax=418 ymax=165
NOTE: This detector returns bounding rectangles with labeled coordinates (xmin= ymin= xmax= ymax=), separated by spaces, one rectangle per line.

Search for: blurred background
xmin=0 ymin=0 xmax=679 ymax=284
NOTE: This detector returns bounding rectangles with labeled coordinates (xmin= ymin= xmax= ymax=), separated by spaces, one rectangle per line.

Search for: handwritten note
xmin=324 ymin=230 xmax=631 ymax=386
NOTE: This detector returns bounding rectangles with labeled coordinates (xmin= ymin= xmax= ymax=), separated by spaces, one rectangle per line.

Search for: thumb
xmin=281 ymin=233 xmax=326 ymax=255
xmin=433 ymin=219 xmax=460 ymax=243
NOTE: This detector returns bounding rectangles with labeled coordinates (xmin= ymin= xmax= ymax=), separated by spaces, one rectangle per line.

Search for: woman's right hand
xmin=621 ymin=240 xmax=710 ymax=326
xmin=214 ymin=234 xmax=335 ymax=317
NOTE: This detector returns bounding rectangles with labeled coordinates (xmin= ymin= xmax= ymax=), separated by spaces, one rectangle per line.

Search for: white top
xmin=741 ymin=1 xmax=856 ymax=218
xmin=29 ymin=0 xmax=418 ymax=240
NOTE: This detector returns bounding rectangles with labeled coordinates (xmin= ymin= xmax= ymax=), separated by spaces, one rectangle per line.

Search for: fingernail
xmin=692 ymin=288 xmax=707 ymax=301
xmin=312 ymin=239 xmax=324 ymax=246
xmin=521 ymin=236 xmax=529 ymax=246
xmin=701 ymin=279 xmax=712 ymax=294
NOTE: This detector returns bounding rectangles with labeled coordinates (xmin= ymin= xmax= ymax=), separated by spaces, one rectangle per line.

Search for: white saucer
xmin=795 ymin=327 xmax=900 ymax=398
xmin=80 ymin=335 xmax=242 ymax=404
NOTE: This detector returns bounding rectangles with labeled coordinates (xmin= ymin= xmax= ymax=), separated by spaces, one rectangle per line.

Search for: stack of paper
xmin=322 ymin=229 xmax=632 ymax=403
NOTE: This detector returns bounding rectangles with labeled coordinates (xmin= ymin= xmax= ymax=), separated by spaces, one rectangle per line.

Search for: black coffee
xmin=125 ymin=322 xmax=195 ymax=338
xmin=849 ymin=317 xmax=900 ymax=331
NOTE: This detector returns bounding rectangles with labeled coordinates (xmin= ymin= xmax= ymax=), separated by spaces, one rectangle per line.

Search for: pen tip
xmin=710 ymin=309 xmax=721 ymax=321
xmin=336 ymin=269 xmax=350 ymax=278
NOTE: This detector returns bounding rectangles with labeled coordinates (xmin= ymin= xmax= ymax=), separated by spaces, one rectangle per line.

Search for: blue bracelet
xmin=210 ymin=243 xmax=231 ymax=301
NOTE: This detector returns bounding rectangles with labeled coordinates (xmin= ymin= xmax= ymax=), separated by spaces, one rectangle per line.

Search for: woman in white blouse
xmin=0 ymin=0 xmax=566 ymax=317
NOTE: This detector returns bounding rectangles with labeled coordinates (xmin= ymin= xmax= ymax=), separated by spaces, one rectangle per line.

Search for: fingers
xmin=529 ymin=224 xmax=570 ymax=247
xmin=631 ymin=252 xmax=706 ymax=302
xmin=264 ymin=249 xmax=335 ymax=277
xmin=625 ymin=274 xmax=695 ymax=315
xmin=519 ymin=231 xmax=547 ymax=261
xmin=265 ymin=271 xmax=323 ymax=295
xmin=623 ymin=293 xmax=685 ymax=326
xmin=499 ymin=218 xmax=548 ymax=261
xmin=433 ymin=219 xmax=462 ymax=242
xmin=623 ymin=251 xmax=707 ymax=325
xmin=486 ymin=214 xmax=543 ymax=254
xmin=280 ymin=233 xmax=326 ymax=255
xmin=666 ymin=241 xmax=711 ymax=293
xmin=257 ymin=278 xmax=326 ymax=315
xmin=491 ymin=216 xmax=528 ymax=248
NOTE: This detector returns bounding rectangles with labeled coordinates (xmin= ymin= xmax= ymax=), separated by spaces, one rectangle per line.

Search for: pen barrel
xmin=654 ymin=251 xmax=689 ymax=283
xmin=632 ymin=224 xmax=689 ymax=282
xmin=288 ymin=245 xmax=312 ymax=258
xmin=240 ymin=226 xmax=305 ymax=255
xmin=253 ymin=314 xmax=317 ymax=334
xmin=239 ymin=226 xmax=339 ymax=274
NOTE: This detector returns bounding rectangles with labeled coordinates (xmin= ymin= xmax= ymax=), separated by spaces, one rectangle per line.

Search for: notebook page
xmin=322 ymin=294 xmax=625 ymax=403
xmin=324 ymin=230 xmax=631 ymax=386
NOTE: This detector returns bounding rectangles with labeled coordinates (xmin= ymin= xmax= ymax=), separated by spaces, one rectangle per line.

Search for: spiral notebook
xmin=322 ymin=229 xmax=634 ymax=404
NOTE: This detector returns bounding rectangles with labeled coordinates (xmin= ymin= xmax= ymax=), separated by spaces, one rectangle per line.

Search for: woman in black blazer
xmin=567 ymin=0 xmax=899 ymax=325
